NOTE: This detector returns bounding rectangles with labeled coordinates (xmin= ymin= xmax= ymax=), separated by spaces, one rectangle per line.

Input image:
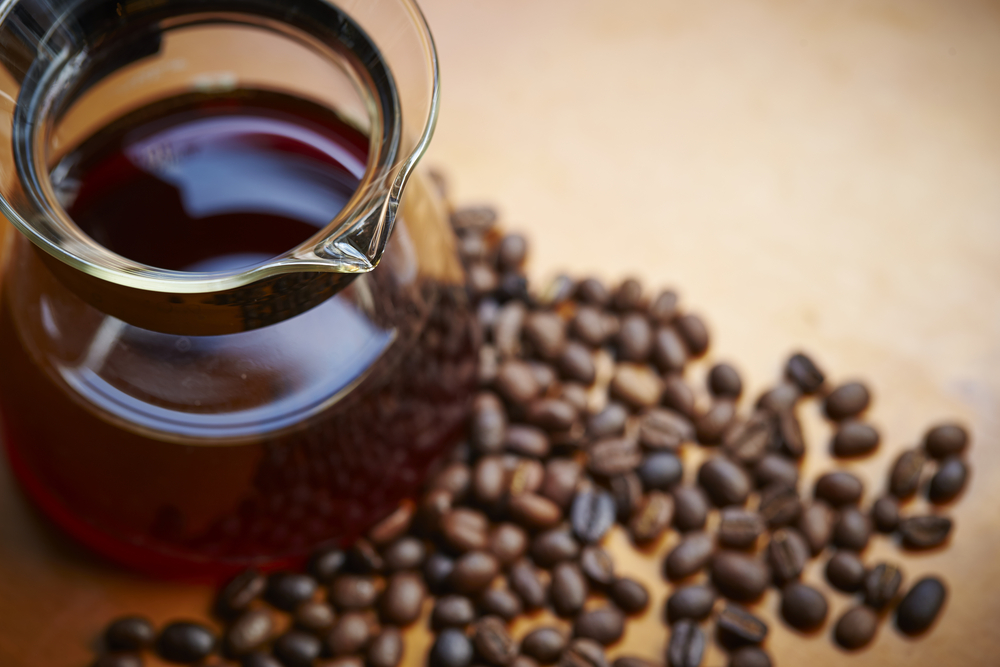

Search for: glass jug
xmin=0 ymin=0 xmax=478 ymax=578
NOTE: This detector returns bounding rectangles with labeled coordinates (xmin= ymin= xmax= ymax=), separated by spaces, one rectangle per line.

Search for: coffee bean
xmin=928 ymin=457 xmax=968 ymax=503
xmin=561 ymin=382 xmax=590 ymax=414
xmin=216 ymin=569 xmax=266 ymax=616
xmin=473 ymin=393 xmax=509 ymax=454
xmin=676 ymin=314 xmax=709 ymax=357
xmin=541 ymin=459 xmax=582 ymax=509
xmin=610 ymin=364 xmax=663 ymax=409
xmin=780 ymin=582 xmax=828 ymax=631
xmin=224 ymin=609 xmax=275 ymax=656
xmin=473 ymin=616 xmax=517 ymax=666
xmin=381 ymin=572 xmax=425 ymax=626
xmin=797 ymin=502 xmax=834 ymax=555
xmin=368 ymin=628 xmax=404 ymax=667
xmin=587 ymin=404 xmax=627 ymax=439
xmin=639 ymin=408 xmax=695 ymax=450
xmin=507 ymin=457 xmax=546 ymax=497
xmin=531 ymin=528 xmax=580 ymax=567
xmin=551 ymin=562 xmax=589 ymax=616
xmin=666 ymin=584 xmax=716 ymax=623
xmin=610 ymin=473 xmax=644 ymax=522
xmin=871 ymin=495 xmax=900 ymax=533
xmin=452 ymin=205 xmax=497 ymax=232
xmin=889 ymin=448 xmax=925 ymax=498
xmin=536 ymin=273 xmax=576 ymax=309
xmin=831 ymin=421 xmax=880 ymax=458
xmin=345 ymin=538 xmax=384 ymax=574
xmin=367 ymin=505 xmax=414 ymax=547
xmin=814 ymin=472 xmax=863 ymax=506
xmin=509 ymin=493 xmax=563 ymax=530
xmin=708 ymin=363 xmax=743 ymax=398
xmin=833 ymin=605 xmax=878 ymax=650
xmin=756 ymin=382 xmax=801 ymax=414
xmin=784 ymin=353 xmax=825 ymax=394
xmin=774 ymin=410 xmax=805 ymax=459
xmin=525 ymin=398 xmax=577 ymax=432
xmin=722 ymin=414 xmax=772 ymax=465
xmin=667 ymin=619 xmax=705 ymax=667
xmin=524 ymin=311 xmax=567 ymax=361
xmin=574 ymin=607 xmax=625 ymax=645
xmin=863 ymin=562 xmax=903 ymax=609
xmin=718 ymin=509 xmax=765 ymax=549
xmin=494 ymin=301 xmax=527 ymax=357
xmin=432 ymin=596 xmax=477 ymax=630
xmin=612 ymin=278 xmax=645 ymax=311
xmin=571 ymin=306 xmax=610 ymax=347
xmin=496 ymin=233 xmax=527 ymax=270
xmin=496 ymin=360 xmax=542 ymax=405
xmin=243 ymin=652 xmax=286 ymax=667
xmin=758 ymin=485 xmax=802 ymax=528
xmin=490 ymin=523 xmax=529 ymax=567
xmin=617 ymin=313 xmax=654 ymax=362
xmin=521 ymin=627 xmax=567 ymax=664
xmin=94 ymin=654 xmax=142 ymax=667
xmin=480 ymin=588 xmax=524 ymax=622
xmin=896 ymin=577 xmax=947 ymax=635
xmin=899 ymin=516 xmax=953 ymax=549
xmin=695 ymin=399 xmax=736 ymax=444
xmin=825 ymin=551 xmax=866 ymax=592
xmin=431 ymin=629 xmax=474 ymax=667
xmin=665 ymin=532 xmax=714 ymax=580
xmin=580 ymin=545 xmax=616 ymax=586
xmin=554 ymin=342 xmax=596 ymax=386
xmin=505 ymin=425 xmax=551 ymax=459
xmin=729 ymin=647 xmax=772 ymax=667
xmin=824 ymin=382 xmax=871 ymax=420
xmin=330 ymin=575 xmax=377 ymax=610
xmin=273 ymin=630 xmax=322 ymax=667
xmin=263 ymin=573 xmax=317 ymax=612
xmin=588 ymin=437 xmax=643 ymax=477
xmin=924 ymin=423 xmax=969 ymax=459
xmin=711 ymin=552 xmax=770 ymax=602
xmin=610 ymin=578 xmax=649 ymax=614
xmin=753 ymin=454 xmax=799 ymax=490
xmin=156 ymin=622 xmax=216 ymax=664
xmin=424 ymin=554 xmax=456 ymax=595
xmin=104 ymin=616 xmax=155 ymax=652
xmin=326 ymin=612 xmax=372 ymax=655
xmin=833 ymin=507 xmax=871 ymax=551
xmin=767 ymin=528 xmax=809 ymax=584
xmin=629 ymin=491 xmax=674 ymax=543
xmin=560 ymin=638 xmax=609 ymax=667
xmin=638 ymin=452 xmax=683 ymax=491
xmin=570 ymin=490 xmax=616 ymax=543
xmin=672 ymin=486 xmax=709 ymax=532
xmin=717 ymin=604 xmax=768 ymax=644
xmin=509 ymin=559 xmax=548 ymax=609
xmin=662 ymin=375 xmax=697 ymax=418
xmin=383 ymin=537 xmax=425 ymax=572
xmin=698 ymin=457 xmax=751 ymax=507
xmin=444 ymin=508 xmax=491 ymax=552
xmin=450 ymin=552 xmax=500 ymax=594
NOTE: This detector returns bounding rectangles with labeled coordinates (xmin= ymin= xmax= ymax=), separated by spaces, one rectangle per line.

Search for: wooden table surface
xmin=2 ymin=1 xmax=999 ymax=665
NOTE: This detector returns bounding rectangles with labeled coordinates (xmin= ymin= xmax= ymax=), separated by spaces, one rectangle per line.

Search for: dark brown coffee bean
xmin=708 ymin=363 xmax=742 ymax=398
xmin=610 ymin=364 xmax=663 ymax=409
xmin=561 ymin=382 xmax=590 ymax=414
xmin=834 ymin=605 xmax=878 ymax=650
xmin=729 ymin=647 xmax=772 ymax=667
xmin=571 ymin=306 xmax=610 ymax=347
xmin=479 ymin=588 xmax=523 ymax=622
xmin=629 ymin=491 xmax=674 ymax=543
xmin=616 ymin=313 xmax=653 ymax=363
xmin=767 ymin=528 xmax=809 ymax=584
xmin=698 ymin=457 xmax=751 ymax=507
xmin=367 ymin=504 xmax=414 ymax=547
xmin=676 ymin=314 xmax=709 ymax=357
xmin=273 ymin=630 xmax=322 ymax=667
xmin=780 ymin=582 xmax=828 ymax=631
xmin=531 ymin=528 xmax=580 ymax=567
xmin=825 ymin=551 xmax=866 ymax=592
xmin=928 ymin=457 xmax=968 ymax=503
xmin=758 ymin=485 xmax=802 ymax=528
xmin=431 ymin=628 xmax=474 ymax=667
xmin=824 ymin=382 xmax=871 ymax=420
xmin=571 ymin=490 xmax=616 ymax=543
xmin=784 ymin=353 xmax=825 ymax=394
xmin=863 ymin=562 xmax=903 ymax=609
xmin=509 ymin=560 xmax=548 ymax=609
xmin=293 ymin=601 xmax=334 ymax=634
xmin=871 ymin=495 xmax=900 ymax=533
xmin=368 ymin=627 xmax=403 ymax=667
xmin=551 ymin=562 xmax=589 ymax=616
xmin=243 ymin=651 xmax=287 ymax=667
xmin=504 ymin=425 xmax=551 ymax=459
xmin=896 ymin=577 xmax=947 ymax=635
xmin=638 ymin=452 xmax=683 ymax=491
xmin=666 ymin=584 xmax=716 ymax=623
xmin=755 ymin=382 xmax=801 ymax=414
xmin=444 ymin=508 xmax=491 ymax=552
xmin=265 ymin=573 xmax=317 ymax=612
xmin=496 ymin=233 xmax=527 ymax=270
xmin=524 ymin=311 xmax=567 ymax=361
xmin=508 ymin=493 xmax=563 ymax=530
xmin=662 ymin=375 xmax=697 ymax=418
xmin=541 ymin=459 xmax=582 ymax=510
xmin=814 ymin=472 xmax=863 ymax=506
xmin=105 ymin=616 xmax=155 ymax=652
xmin=588 ymin=437 xmax=643 ymax=477
xmin=223 ymin=609 xmax=275 ymax=656
xmin=753 ymin=454 xmax=799 ymax=490
xmin=473 ymin=616 xmax=517 ymax=666
xmin=507 ymin=457 xmax=546 ymax=498
xmin=797 ymin=502 xmax=834 ymax=555
xmin=381 ymin=572 xmax=424 ymax=626
xmin=888 ymin=448 xmax=925 ymax=499
xmin=610 ymin=578 xmax=649 ymax=614
xmin=382 ymin=537 xmax=425 ymax=573
xmin=472 ymin=393 xmax=509 ymax=455
xmin=556 ymin=342 xmax=597 ymax=386
xmin=496 ymin=361 xmax=541 ymax=405
xmin=587 ymin=403 xmax=628 ymax=438
xmin=330 ymin=575 xmax=377 ymax=610
xmin=667 ymin=620 xmax=705 ymax=667
xmin=432 ymin=596 xmax=477 ymax=630
xmin=638 ymin=408 xmax=695 ymax=451
xmin=327 ymin=612 xmax=372 ymax=655
xmin=424 ymin=554 xmax=455 ymax=595
xmin=450 ymin=552 xmax=500 ymax=594
xmin=610 ymin=473 xmax=644 ymax=522
xmin=156 ymin=622 xmax=216 ymax=664
xmin=718 ymin=509 xmax=765 ymax=549
xmin=831 ymin=420 xmax=879 ymax=458
xmin=489 ymin=523 xmax=528 ymax=567
xmin=560 ymin=638 xmax=609 ymax=667
xmin=433 ymin=463 xmax=473 ymax=502
xmin=722 ymin=414 xmax=772 ymax=465
xmin=695 ymin=399 xmax=736 ymax=444
xmin=574 ymin=607 xmax=625 ymax=645
xmin=216 ymin=569 xmax=266 ymax=616
xmin=612 ymin=278 xmax=645 ymax=311
xmin=924 ymin=423 xmax=969 ymax=459
xmin=94 ymin=654 xmax=142 ymax=667
xmin=899 ymin=515 xmax=953 ymax=549
xmin=580 ymin=545 xmax=616 ymax=586
xmin=671 ymin=486 xmax=709 ymax=532
xmin=711 ymin=552 xmax=770 ymax=602
xmin=833 ymin=507 xmax=871 ymax=551
xmin=717 ymin=604 xmax=768 ymax=644
xmin=665 ymin=532 xmax=713 ymax=580
xmin=521 ymin=627 xmax=567 ymax=664
xmin=525 ymin=398 xmax=577 ymax=432
xmin=773 ymin=410 xmax=805 ymax=459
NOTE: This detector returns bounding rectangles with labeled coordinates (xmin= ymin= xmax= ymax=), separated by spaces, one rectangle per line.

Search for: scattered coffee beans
xmin=834 ymin=605 xmax=878 ymax=650
xmin=780 ymin=583 xmax=828 ymax=630
xmin=896 ymin=577 xmax=947 ymax=635
xmin=667 ymin=619 xmax=706 ymax=667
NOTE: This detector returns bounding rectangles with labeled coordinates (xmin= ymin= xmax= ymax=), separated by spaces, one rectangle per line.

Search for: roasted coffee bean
xmin=346 ymin=538 xmax=384 ymax=574
xmin=507 ymin=457 xmax=546 ymax=498
xmin=695 ymin=399 xmax=736 ymax=444
xmin=494 ymin=301 xmax=527 ymax=357
xmin=588 ymin=437 xmax=643 ymax=477
xmin=753 ymin=454 xmax=799 ymax=490
xmin=541 ymin=459 xmax=582 ymax=509
xmin=293 ymin=601 xmax=335 ymax=634
xmin=644 ymin=288 xmax=677 ymax=322
xmin=432 ymin=596 xmax=477 ymax=629
xmin=758 ymin=485 xmax=802 ymax=528
xmin=531 ymin=528 xmax=580 ymax=567
xmin=560 ymin=638 xmax=609 ymax=667
xmin=368 ymin=628 xmax=404 ymax=667
xmin=430 ymin=629 xmax=474 ymax=667
xmin=587 ymin=403 xmax=628 ymax=438
xmin=698 ymin=457 xmax=751 ymax=507
xmin=497 ymin=233 xmax=527 ymax=270
xmin=383 ymin=537 xmax=426 ymax=572
xmin=722 ymin=414 xmax=772 ymax=465
xmin=889 ymin=449 xmax=925 ymax=498
xmin=570 ymin=490 xmax=616 ymax=544
xmin=580 ymin=545 xmax=616 ymax=585
xmin=717 ymin=604 xmax=768 ymax=644
xmin=610 ymin=578 xmax=649 ymax=614
xmin=506 ymin=425 xmax=551 ymax=459
xmin=814 ymin=472 xmax=863 ymax=506
xmin=610 ymin=473 xmax=644 ymax=522
xmin=834 ymin=605 xmax=878 ymax=650
xmin=667 ymin=620 xmax=705 ymax=667
xmin=496 ymin=360 xmax=541 ymax=405
xmin=773 ymin=410 xmax=805 ymax=459
xmin=450 ymin=552 xmax=500 ymax=594
xmin=561 ymin=382 xmax=590 ymax=414
xmin=831 ymin=421 xmax=880 ymax=458
xmin=524 ymin=311 xmax=567 ymax=361
xmin=509 ymin=493 xmax=563 ymax=529
xmin=825 ymin=551 xmax=866 ymax=592
xmin=452 ymin=205 xmax=497 ymax=232
xmin=535 ymin=274 xmax=576 ymax=309
xmin=490 ymin=523 xmax=529 ymax=567
xmin=924 ymin=423 xmax=969 ymax=459
xmin=521 ymin=627 xmax=567 ymax=664
xmin=767 ymin=528 xmax=809 ymax=584
xmin=833 ymin=507 xmax=871 ymax=551
xmin=509 ymin=560 xmax=548 ymax=609
xmin=928 ymin=457 xmax=969 ymax=503
xmin=609 ymin=364 xmax=663 ymax=409
xmin=780 ymin=582 xmax=828 ymax=631
xmin=526 ymin=398 xmax=577 ymax=432
xmin=729 ymin=647 xmax=772 ymax=667
xmin=381 ymin=572 xmax=425 ymax=626
xmin=224 ymin=609 xmax=274 ymax=656
xmin=326 ymin=612 xmax=372 ymax=655
xmin=638 ymin=408 xmax=695 ymax=450
xmin=871 ymin=496 xmax=901 ymax=533
xmin=473 ymin=458 xmax=509 ymax=508
xmin=617 ymin=313 xmax=653 ymax=362
xmin=717 ymin=509 xmax=765 ymax=549
xmin=711 ymin=552 xmax=770 ymax=602
xmin=863 ymin=562 xmax=903 ymax=609
xmin=637 ymin=452 xmax=683 ymax=491
xmin=105 ymin=616 xmax=156 ymax=652
xmin=797 ymin=502 xmax=834 ymax=555
xmin=629 ymin=491 xmax=674 ymax=543
xmin=571 ymin=306 xmax=610 ymax=347
xmin=899 ymin=516 xmax=953 ymax=549
xmin=665 ymin=532 xmax=714 ymax=580
xmin=242 ymin=652 xmax=285 ymax=667
xmin=708 ymin=363 xmax=743 ymax=398
xmin=156 ymin=622 xmax=216 ymax=664
xmin=676 ymin=314 xmax=709 ymax=357
xmin=473 ymin=393 xmax=509 ymax=454
xmin=574 ymin=607 xmax=625 ymax=645
xmin=612 ymin=278 xmax=645 ymax=311
xmin=551 ymin=562 xmax=589 ymax=616
xmin=367 ymin=504 xmax=414 ymax=546
xmin=896 ymin=577 xmax=947 ymax=635
xmin=424 ymin=554 xmax=456 ymax=595
xmin=480 ymin=588 xmax=524 ymax=622
xmin=94 ymin=654 xmax=142 ymax=667
xmin=672 ymin=486 xmax=709 ymax=532
xmin=824 ymin=382 xmax=871 ymax=420
xmin=473 ymin=616 xmax=517 ymax=666
xmin=755 ymin=382 xmax=801 ymax=414
xmin=273 ymin=631 xmax=322 ymax=667
xmin=784 ymin=353 xmax=825 ymax=394
xmin=575 ymin=277 xmax=610 ymax=306
xmin=666 ymin=584 xmax=716 ymax=623
xmin=216 ymin=569 xmax=267 ymax=616
xmin=525 ymin=362 xmax=557 ymax=394
xmin=662 ymin=375 xmax=697 ymax=418
xmin=330 ymin=575 xmax=377 ymax=610
xmin=264 ymin=573 xmax=317 ymax=612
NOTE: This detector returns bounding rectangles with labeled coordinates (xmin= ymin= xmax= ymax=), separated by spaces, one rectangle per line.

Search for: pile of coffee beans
xmin=89 ymin=195 xmax=967 ymax=667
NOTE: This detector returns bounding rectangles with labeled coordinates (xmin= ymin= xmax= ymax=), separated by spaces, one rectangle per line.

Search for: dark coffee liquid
xmin=0 ymin=91 xmax=477 ymax=579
